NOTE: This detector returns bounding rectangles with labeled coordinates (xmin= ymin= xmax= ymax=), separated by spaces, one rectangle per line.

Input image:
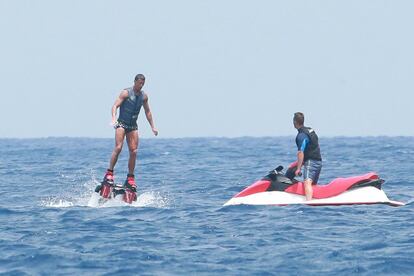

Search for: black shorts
xmin=115 ymin=121 xmax=138 ymax=133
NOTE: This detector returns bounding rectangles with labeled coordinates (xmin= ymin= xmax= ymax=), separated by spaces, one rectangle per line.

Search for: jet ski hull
xmin=224 ymin=165 xmax=405 ymax=207
xmin=224 ymin=186 xmax=404 ymax=207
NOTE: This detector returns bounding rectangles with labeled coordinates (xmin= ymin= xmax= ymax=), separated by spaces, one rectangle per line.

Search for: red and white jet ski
xmin=224 ymin=163 xmax=404 ymax=207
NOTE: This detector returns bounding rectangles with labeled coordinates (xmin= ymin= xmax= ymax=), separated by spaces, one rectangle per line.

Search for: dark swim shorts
xmin=115 ymin=121 xmax=138 ymax=133
xmin=303 ymin=159 xmax=322 ymax=184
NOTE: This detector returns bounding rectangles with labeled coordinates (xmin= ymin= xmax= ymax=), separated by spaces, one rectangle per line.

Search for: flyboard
xmin=93 ymin=179 xmax=137 ymax=205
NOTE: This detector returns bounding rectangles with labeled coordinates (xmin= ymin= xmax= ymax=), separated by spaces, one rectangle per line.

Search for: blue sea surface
xmin=0 ymin=137 xmax=413 ymax=275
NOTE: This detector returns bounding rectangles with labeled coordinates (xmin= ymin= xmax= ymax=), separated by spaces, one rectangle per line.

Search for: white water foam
xmin=86 ymin=190 xmax=171 ymax=208
xmin=40 ymin=198 xmax=75 ymax=208
xmin=43 ymin=188 xmax=171 ymax=209
xmin=40 ymin=169 xmax=171 ymax=209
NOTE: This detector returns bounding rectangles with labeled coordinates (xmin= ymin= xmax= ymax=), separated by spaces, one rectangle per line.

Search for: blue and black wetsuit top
xmin=296 ymin=126 xmax=322 ymax=161
xmin=118 ymin=87 xmax=145 ymax=127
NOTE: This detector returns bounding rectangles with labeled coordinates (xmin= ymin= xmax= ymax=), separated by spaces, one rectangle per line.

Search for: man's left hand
xmin=152 ymin=128 xmax=159 ymax=136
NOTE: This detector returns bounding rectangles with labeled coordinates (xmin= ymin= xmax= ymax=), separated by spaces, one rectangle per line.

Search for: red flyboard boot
xmin=99 ymin=169 xmax=114 ymax=198
xmin=123 ymin=174 xmax=137 ymax=203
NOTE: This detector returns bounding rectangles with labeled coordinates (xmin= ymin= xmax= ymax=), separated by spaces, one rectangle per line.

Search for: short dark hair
xmin=294 ymin=112 xmax=304 ymax=126
xmin=134 ymin=74 xmax=145 ymax=81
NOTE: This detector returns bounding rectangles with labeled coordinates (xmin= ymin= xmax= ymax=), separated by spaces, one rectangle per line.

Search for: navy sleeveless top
xmin=118 ymin=87 xmax=145 ymax=126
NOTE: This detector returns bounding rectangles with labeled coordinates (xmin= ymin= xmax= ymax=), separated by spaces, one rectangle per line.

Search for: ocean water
xmin=0 ymin=137 xmax=413 ymax=275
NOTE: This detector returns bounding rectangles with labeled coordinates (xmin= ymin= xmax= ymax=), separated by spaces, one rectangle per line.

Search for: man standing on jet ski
xmin=293 ymin=112 xmax=322 ymax=201
xmin=103 ymin=74 xmax=158 ymax=192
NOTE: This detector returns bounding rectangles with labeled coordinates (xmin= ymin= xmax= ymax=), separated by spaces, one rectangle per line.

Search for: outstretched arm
xmin=142 ymin=94 xmax=158 ymax=136
xmin=111 ymin=90 xmax=129 ymax=125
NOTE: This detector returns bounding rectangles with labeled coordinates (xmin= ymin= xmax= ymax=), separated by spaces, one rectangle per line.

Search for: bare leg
xmin=126 ymin=130 xmax=139 ymax=175
xmin=109 ymin=127 xmax=126 ymax=170
xmin=304 ymin=178 xmax=313 ymax=201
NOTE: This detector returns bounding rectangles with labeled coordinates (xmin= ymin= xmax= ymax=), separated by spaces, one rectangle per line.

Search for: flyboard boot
xmin=123 ymin=174 xmax=137 ymax=203
xmin=95 ymin=169 xmax=115 ymax=199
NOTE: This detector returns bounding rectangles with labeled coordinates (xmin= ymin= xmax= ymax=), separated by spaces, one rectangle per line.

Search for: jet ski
xmin=224 ymin=163 xmax=404 ymax=207
xmin=95 ymin=180 xmax=137 ymax=204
